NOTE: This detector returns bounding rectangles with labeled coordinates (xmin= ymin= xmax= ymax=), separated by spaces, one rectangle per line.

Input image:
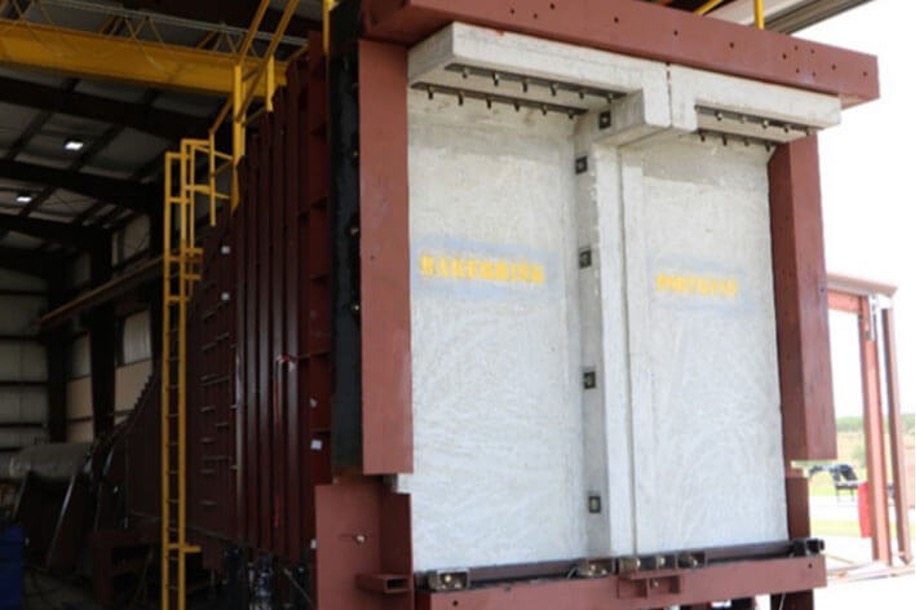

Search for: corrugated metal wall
xmin=0 ymin=269 xmax=48 ymax=453
xmin=65 ymin=311 xmax=154 ymax=441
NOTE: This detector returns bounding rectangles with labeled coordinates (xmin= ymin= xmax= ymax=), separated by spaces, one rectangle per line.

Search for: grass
xmin=811 ymin=519 xmax=916 ymax=538
xmin=811 ymin=520 xmax=861 ymax=537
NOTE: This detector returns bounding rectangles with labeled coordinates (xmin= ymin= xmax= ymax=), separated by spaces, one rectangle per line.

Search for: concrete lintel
xmin=669 ymin=65 xmax=841 ymax=135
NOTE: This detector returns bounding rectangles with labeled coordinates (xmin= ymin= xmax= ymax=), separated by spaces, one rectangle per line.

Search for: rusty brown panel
xmin=284 ymin=57 xmax=303 ymax=560
xmin=257 ymin=113 xmax=274 ymax=553
xmin=768 ymin=137 xmax=836 ymax=462
xmin=785 ymin=470 xmax=810 ymax=540
xmin=357 ymin=39 xmax=413 ymax=475
xmin=858 ymin=299 xmax=891 ymax=565
xmin=270 ymin=89 xmax=289 ymax=560
xmin=236 ymin=155 xmax=251 ymax=544
xmin=417 ymin=555 xmax=825 ymax=610
xmin=298 ymin=55 xmax=316 ymax=556
xmin=362 ymin=0 xmax=879 ymax=107
xmin=316 ymin=482 xmax=385 ymax=610
xmin=379 ymin=491 xmax=414 ymax=610
xmin=315 ymin=481 xmax=412 ymax=610
xmin=244 ymin=136 xmax=262 ymax=548
xmin=882 ymin=307 xmax=913 ymax=564
xmin=305 ymin=32 xmax=334 ymax=534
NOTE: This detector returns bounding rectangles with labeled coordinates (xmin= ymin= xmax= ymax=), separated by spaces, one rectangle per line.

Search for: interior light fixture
xmin=15 ymin=192 xmax=34 ymax=204
xmin=64 ymin=138 xmax=85 ymax=152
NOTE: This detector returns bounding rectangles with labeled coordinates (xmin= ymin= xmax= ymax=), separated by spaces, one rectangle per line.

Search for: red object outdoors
xmin=858 ymin=481 xmax=871 ymax=538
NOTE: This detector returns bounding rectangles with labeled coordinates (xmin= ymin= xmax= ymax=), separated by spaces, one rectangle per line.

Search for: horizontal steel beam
xmin=417 ymin=555 xmax=826 ymax=610
xmin=0 ymin=334 xmax=43 ymax=342
xmin=0 ymin=159 xmax=157 ymax=214
xmin=0 ymin=18 xmax=288 ymax=97
xmin=0 ymin=380 xmax=46 ymax=388
xmin=362 ymin=0 xmax=879 ymax=107
xmin=0 ymin=214 xmax=104 ymax=250
xmin=0 ymin=245 xmax=62 ymax=277
xmin=0 ymin=76 xmax=211 ymax=141
xmin=39 ymin=256 xmax=161 ymax=329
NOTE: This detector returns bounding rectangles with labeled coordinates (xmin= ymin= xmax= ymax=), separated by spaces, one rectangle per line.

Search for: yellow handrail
xmin=696 ymin=0 xmax=765 ymax=28
xmin=695 ymin=0 xmax=727 ymax=16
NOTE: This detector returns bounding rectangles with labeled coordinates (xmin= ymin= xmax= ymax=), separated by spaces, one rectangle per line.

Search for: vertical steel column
xmin=257 ymin=114 xmax=274 ymax=553
xmin=282 ymin=58 xmax=302 ymax=559
xmin=270 ymin=89 xmax=288 ymax=559
xmin=44 ymin=264 xmax=68 ymax=443
xmin=768 ymin=136 xmax=834 ymax=610
xmin=88 ymin=240 xmax=115 ymax=438
xmin=768 ymin=136 xmax=837 ymax=463
xmin=858 ymin=297 xmax=891 ymax=565
xmin=882 ymin=306 xmax=913 ymax=564
xmin=303 ymin=31 xmax=333 ymax=554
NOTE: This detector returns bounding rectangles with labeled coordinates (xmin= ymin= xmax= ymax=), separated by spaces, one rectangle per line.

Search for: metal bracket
xmin=426 ymin=569 xmax=470 ymax=592
xmin=356 ymin=573 xmax=411 ymax=595
xmin=575 ymin=156 xmax=588 ymax=174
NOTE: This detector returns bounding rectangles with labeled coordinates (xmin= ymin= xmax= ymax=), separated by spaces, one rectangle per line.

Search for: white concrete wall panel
xmin=403 ymin=23 xmax=847 ymax=569
xmin=405 ymin=97 xmax=586 ymax=570
xmin=621 ymin=139 xmax=787 ymax=552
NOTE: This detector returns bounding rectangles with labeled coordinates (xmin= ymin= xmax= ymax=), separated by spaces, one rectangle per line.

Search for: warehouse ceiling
xmin=0 ymin=0 xmax=872 ymax=262
xmin=0 ymin=0 xmax=319 ymax=261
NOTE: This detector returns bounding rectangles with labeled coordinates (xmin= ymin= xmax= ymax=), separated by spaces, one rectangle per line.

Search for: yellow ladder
xmin=159 ymin=2 xmax=301 ymax=607
xmin=161 ymin=138 xmax=226 ymax=610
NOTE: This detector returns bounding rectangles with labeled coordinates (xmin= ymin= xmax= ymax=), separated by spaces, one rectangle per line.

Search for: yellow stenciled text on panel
xmin=418 ymin=253 xmax=547 ymax=287
xmin=655 ymin=273 xmax=739 ymax=299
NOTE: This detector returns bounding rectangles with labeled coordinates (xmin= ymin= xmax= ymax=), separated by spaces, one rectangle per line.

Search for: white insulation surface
xmin=623 ymin=140 xmax=786 ymax=552
xmin=403 ymin=23 xmax=841 ymax=570
xmin=405 ymin=100 xmax=585 ymax=570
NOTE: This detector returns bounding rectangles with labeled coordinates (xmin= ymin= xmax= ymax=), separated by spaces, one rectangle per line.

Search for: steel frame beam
xmin=39 ymin=257 xmax=161 ymax=329
xmin=88 ymin=241 xmax=116 ymax=438
xmin=0 ymin=245 xmax=61 ymax=276
xmin=882 ymin=306 xmax=913 ymax=565
xmin=0 ymin=18 xmax=288 ymax=98
xmin=45 ymin=263 xmax=68 ymax=443
xmin=360 ymin=0 xmax=879 ymax=107
xmin=416 ymin=555 xmax=825 ymax=610
xmin=0 ymin=213 xmax=104 ymax=249
xmin=0 ymin=159 xmax=158 ymax=215
xmin=0 ymin=76 xmax=211 ymax=142
xmin=768 ymin=137 xmax=836 ymax=462
xmin=826 ymin=278 xmax=911 ymax=566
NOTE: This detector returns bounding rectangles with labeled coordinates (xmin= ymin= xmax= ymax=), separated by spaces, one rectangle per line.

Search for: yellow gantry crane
xmin=159 ymin=2 xmax=301 ymax=608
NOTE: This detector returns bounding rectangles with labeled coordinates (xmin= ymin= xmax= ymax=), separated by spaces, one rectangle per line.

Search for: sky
xmin=798 ymin=0 xmax=915 ymax=416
